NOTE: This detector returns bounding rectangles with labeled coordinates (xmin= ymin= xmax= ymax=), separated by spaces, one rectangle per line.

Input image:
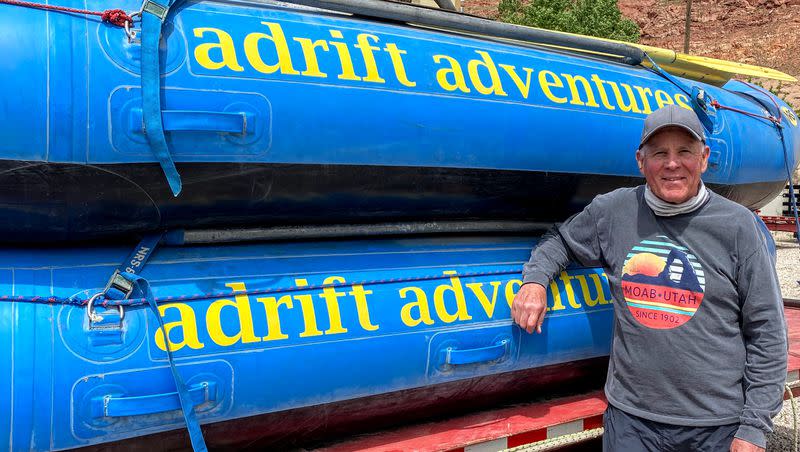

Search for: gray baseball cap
xmin=639 ymin=104 xmax=705 ymax=147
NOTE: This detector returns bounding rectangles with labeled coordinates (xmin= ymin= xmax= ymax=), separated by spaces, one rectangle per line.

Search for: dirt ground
xmin=460 ymin=0 xmax=800 ymax=107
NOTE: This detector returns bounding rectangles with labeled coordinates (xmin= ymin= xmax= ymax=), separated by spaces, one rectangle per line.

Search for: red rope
xmin=710 ymin=99 xmax=781 ymax=126
xmin=740 ymin=80 xmax=785 ymax=121
xmin=0 ymin=0 xmax=132 ymax=27
xmin=710 ymin=80 xmax=788 ymax=127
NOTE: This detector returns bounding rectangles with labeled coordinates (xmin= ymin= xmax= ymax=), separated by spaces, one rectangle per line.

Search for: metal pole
xmin=180 ymin=221 xmax=553 ymax=244
xmin=433 ymin=0 xmax=456 ymax=11
xmin=683 ymin=0 xmax=692 ymax=54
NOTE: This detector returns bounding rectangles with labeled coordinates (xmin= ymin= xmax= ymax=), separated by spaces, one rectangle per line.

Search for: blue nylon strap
xmin=642 ymin=53 xmax=719 ymax=134
xmin=124 ymin=272 xmax=208 ymax=452
xmin=105 ymin=233 xmax=164 ymax=300
xmin=642 ymin=53 xmax=692 ymax=97
xmin=101 ymin=231 xmax=208 ymax=450
xmin=140 ymin=0 xmax=182 ymax=196
xmin=121 ymin=233 xmax=163 ymax=276
xmin=778 ymin=130 xmax=800 ymax=246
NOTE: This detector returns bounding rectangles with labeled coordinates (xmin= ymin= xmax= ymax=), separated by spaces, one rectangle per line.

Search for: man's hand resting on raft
xmin=511 ymin=282 xmax=548 ymax=334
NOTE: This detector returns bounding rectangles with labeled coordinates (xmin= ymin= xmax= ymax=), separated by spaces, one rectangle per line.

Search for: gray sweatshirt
xmin=522 ymin=186 xmax=787 ymax=448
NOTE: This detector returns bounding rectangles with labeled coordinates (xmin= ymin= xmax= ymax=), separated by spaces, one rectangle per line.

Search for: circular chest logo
xmin=621 ymin=237 xmax=705 ymax=329
xmin=782 ymin=106 xmax=798 ymax=127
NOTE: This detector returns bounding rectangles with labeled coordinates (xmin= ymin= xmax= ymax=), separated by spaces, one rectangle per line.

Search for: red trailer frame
xmin=761 ymin=215 xmax=799 ymax=233
xmin=320 ymin=306 xmax=800 ymax=452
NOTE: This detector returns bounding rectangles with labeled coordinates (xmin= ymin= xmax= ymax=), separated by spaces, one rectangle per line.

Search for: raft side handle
xmin=130 ymin=108 xmax=251 ymax=135
xmin=444 ymin=339 xmax=509 ymax=366
xmin=91 ymin=381 xmax=217 ymax=418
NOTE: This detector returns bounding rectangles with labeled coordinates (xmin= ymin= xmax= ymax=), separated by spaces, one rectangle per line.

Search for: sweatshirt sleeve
xmin=522 ymin=204 xmax=604 ymax=287
xmin=733 ymin=243 xmax=788 ymax=449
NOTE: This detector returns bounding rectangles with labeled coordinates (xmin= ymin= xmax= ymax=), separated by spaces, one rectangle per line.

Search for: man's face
xmin=636 ymin=127 xmax=710 ymax=204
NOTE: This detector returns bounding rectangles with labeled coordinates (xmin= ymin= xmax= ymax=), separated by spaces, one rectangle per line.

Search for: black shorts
xmin=602 ymin=404 xmax=738 ymax=452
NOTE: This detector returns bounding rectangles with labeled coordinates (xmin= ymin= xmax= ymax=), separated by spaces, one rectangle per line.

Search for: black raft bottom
xmin=0 ymin=161 xmax=786 ymax=243
xmin=75 ymin=357 xmax=610 ymax=452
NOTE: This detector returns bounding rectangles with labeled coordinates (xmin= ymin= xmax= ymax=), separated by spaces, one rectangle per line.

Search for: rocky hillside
xmin=461 ymin=0 xmax=800 ymax=107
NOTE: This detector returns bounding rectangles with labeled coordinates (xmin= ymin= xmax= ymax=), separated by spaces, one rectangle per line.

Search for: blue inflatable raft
xmin=0 ymin=235 xmax=613 ymax=450
xmin=0 ymin=0 xmax=798 ymax=242
xmin=0 ymin=0 xmax=798 ymax=449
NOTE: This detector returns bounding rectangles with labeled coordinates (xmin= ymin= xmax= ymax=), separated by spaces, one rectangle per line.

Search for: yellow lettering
xmin=348 ymin=284 xmax=379 ymax=331
xmin=539 ymin=70 xmax=568 ymax=104
xmin=399 ymin=286 xmax=434 ymax=327
xmin=558 ymin=272 xmax=581 ymax=309
xmin=328 ymin=29 xmax=360 ymax=81
xmin=293 ymin=37 xmax=329 ymax=78
xmin=599 ymin=273 xmax=614 ymax=303
xmin=384 ymin=43 xmax=416 ymax=87
xmin=294 ymin=278 xmax=323 ymax=338
xmin=320 ymin=276 xmax=348 ymax=334
xmin=433 ymin=54 xmax=470 ymax=93
xmin=606 ymin=81 xmax=642 ymax=113
xmin=674 ymin=93 xmax=693 ymax=110
xmin=244 ymin=22 xmax=300 ymax=75
xmin=256 ymin=294 xmax=293 ymax=341
xmin=433 ymin=270 xmax=472 ymax=323
xmin=354 ymin=33 xmax=384 ymax=83
xmin=572 ymin=274 xmax=612 ymax=307
xmin=562 ymin=74 xmax=600 ymax=107
xmin=206 ymin=282 xmax=261 ymax=347
xmin=192 ymin=27 xmax=244 ymax=72
xmin=465 ymin=281 xmax=503 ymax=318
xmin=499 ymin=65 xmax=535 ymax=99
xmin=467 ymin=51 xmax=507 ymax=96
xmin=154 ymin=303 xmax=205 ymax=352
xmin=606 ymin=82 xmax=642 ymax=113
xmin=590 ymin=74 xmax=615 ymax=110
xmin=505 ymin=279 xmax=522 ymax=308
xmin=654 ymin=90 xmax=675 ymax=109
xmin=549 ymin=280 xmax=566 ymax=311
xmin=634 ymin=86 xmax=654 ymax=114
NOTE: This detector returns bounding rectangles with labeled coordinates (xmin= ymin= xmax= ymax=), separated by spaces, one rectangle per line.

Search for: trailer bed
xmin=318 ymin=305 xmax=800 ymax=452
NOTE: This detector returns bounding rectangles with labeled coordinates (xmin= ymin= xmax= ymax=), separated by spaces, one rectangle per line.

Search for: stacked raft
xmin=0 ymin=0 xmax=798 ymax=449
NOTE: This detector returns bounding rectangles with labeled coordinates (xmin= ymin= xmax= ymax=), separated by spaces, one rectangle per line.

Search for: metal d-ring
xmin=86 ymin=293 xmax=125 ymax=324
xmin=124 ymin=11 xmax=142 ymax=44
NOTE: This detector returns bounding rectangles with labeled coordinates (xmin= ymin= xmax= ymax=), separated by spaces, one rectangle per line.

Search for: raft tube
xmin=0 ymin=0 xmax=798 ymax=242
xmin=0 ymin=235 xmax=612 ymax=450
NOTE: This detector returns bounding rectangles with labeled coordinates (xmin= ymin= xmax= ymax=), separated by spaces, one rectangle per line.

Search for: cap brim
xmin=640 ymin=123 xmax=705 ymax=147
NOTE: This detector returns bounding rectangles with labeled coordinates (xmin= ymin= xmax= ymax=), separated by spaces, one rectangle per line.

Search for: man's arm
xmin=513 ymin=206 xmax=605 ymax=333
xmin=733 ymin=244 xmax=788 ymax=450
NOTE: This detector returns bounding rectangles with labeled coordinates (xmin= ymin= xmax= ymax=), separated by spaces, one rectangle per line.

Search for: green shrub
xmin=497 ymin=0 xmax=641 ymax=43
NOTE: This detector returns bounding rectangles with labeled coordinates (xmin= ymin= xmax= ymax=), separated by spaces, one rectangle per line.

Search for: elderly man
xmin=513 ymin=105 xmax=787 ymax=452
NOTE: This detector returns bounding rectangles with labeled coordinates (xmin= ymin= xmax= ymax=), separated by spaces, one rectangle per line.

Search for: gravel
xmin=768 ymin=232 xmax=799 ymax=452
xmin=776 ymin=232 xmax=800 ymax=300
xmin=769 ymin=399 xmax=800 ymax=452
